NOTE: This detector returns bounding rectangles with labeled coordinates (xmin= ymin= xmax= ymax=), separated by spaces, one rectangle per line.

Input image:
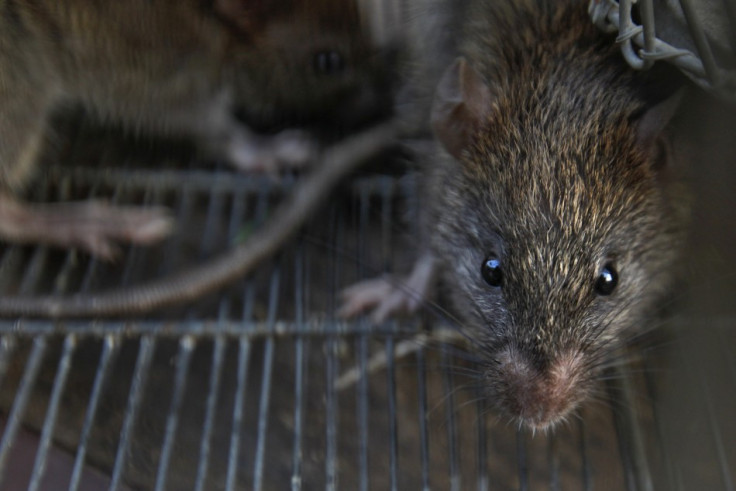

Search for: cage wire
xmin=590 ymin=0 xmax=736 ymax=101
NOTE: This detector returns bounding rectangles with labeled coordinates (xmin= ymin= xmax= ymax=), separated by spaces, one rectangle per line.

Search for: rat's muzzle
xmin=487 ymin=346 xmax=588 ymax=430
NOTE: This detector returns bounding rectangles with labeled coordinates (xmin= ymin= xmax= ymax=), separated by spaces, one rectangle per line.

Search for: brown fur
xmin=427 ymin=0 xmax=687 ymax=428
xmin=0 ymin=0 xmax=389 ymax=190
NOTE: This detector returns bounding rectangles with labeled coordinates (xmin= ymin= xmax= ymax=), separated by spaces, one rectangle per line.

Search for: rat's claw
xmin=227 ymin=129 xmax=316 ymax=173
xmin=339 ymin=276 xmax=422 ymax=323
xmin=271 ymin=129 xmax=316 ymax=168
xmin=0 ymin=195 xmax=174 ymax=261
xmin=339 ymin=254 xmax=437 ymax=323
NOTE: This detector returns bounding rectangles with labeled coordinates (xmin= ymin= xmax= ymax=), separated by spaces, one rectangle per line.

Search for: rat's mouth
xmin=484 ymin=347 xmax=590 ymax=430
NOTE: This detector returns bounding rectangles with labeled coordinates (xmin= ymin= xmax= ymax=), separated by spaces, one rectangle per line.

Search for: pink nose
xmin=492 ymin=348 xmax=584 ymax=429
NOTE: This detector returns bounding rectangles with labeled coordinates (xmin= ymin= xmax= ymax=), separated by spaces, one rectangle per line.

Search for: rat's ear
xmin=634 ymin=90 xmax=683 ymax=150
xmin=634 ymin=89 xmax=684 ymax=171
xmin=431 ymin=57 xmax=494 ymax=159
xmin=214 ymin=0 xmax=286 ymax=33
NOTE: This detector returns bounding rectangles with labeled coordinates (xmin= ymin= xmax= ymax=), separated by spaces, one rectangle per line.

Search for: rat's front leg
xmin=224 ymin=124 xmax=316 ymax=173
xmin=198 ymin=95 xmax=316 ymax=173
xmin=0 ymin=192 xmax=173 ymax=260
xmin=339 ymin=252 xmax=438 ymax=323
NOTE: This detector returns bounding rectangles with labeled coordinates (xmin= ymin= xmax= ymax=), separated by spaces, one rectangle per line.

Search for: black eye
xmin=313 ymin=50 xmax=345 ymax=75
xmin=595 ymin=263 xmax=618 ymax=296
xmin=481 ymin=256 xmax=503 ymax=287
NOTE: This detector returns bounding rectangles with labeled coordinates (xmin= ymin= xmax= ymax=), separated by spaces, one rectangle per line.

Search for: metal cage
xmin=590 ymin=0 xmax=736 ymax=100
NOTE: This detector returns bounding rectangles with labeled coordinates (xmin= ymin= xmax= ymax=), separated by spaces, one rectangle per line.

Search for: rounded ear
xmin=431 ymin=58 xmax=494 ymax=159
xmin=635 ymin=90 xmax=684 ymax=155
xmin=214 ymin=0 xmax=289 ymax=33
xmin=633 ymin=90 xmax=684 ymax=174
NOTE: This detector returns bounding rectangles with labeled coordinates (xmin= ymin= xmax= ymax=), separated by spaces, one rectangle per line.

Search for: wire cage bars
xmin=590 ymin=0 xmax=736 ymax=101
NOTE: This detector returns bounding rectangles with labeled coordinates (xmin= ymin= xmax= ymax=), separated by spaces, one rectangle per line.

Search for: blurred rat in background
xmin=0 ymin=0 xmax=393 ymax=259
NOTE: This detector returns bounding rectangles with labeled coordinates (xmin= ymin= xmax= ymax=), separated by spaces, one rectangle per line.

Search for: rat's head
xmin=214 ymin=0 xmax=394 ymax=131
xmin=430 ymin=58 xmax=685 ymax=430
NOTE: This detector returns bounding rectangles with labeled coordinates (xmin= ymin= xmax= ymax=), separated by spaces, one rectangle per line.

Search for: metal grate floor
xmin=0 ymin=118 xmax=735 ymax=490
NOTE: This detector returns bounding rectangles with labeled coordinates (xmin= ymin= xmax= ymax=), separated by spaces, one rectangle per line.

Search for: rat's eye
xmin=595 ymin=263 xmax=618 ymax=295
xmin=481 ymin=256 xmax=503 ymax=287
xmin=313 ymin=50 xmax=346 ymax=75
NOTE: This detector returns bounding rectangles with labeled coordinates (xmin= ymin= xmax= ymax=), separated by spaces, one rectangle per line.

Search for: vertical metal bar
xmin=0 ymin=336 xmax=47 ymax=484
xmin=475 ymin=382 xmax=488 ymax=491
xmin=697 ymin=365 xmax=734 ymax=490
xmin=69 ymin=335 xmax=119 ymax=491
xmin=110 ymin=335 xmax=156 ymax=491
xmin=291 ymin=241 xmax=306 ymax=491
xmin=223 ymin=186 xmax=256 ymax=490
xmin=639 ymin=0 xmax=656 ymax=61
xmin=441 ymin=346 xmax=460 ymax=491
xmin=416 ymin=346 xmax=430 ymax=490
xmin=194 ymin=335 xmax=227 ymax=491
xmin=28 ymin=335 xmax=77 ymax=491
xmin=356 ymin=331 xmax=370 ymax=491
xmin=578 ymin=419 xmax=592 ymax=491
xmin=325 ymin=333 xmax=339 ymax=491
xmin=624 ymin=365 xmax=654 ymax=491
xmin=252 ymin=265 xmax=280 ymax=491
xmin=225 ymin=337 xmax=252 ymax=491
xmin=380 ymin=174 xmax=399 ymax=491
xmin=516 ymin=428 xmax=529 ymax=491
xmin=0 ymin=335 xmax=18 ymax=390
xmin=252 ymin=341 xmax=275 ymax=491
xmin=227 ymin=275 xmax=257 ymax=491
xmin=325 ymin=204 xmax=341 ymax=491
xmin=605 ymin=371 xmax=637 ymax=491
xmin=617 ymin=0 xmax=647 ymax=69
xmin=380 ymin=177 xmax=393 ymax=277
xmin=386 ymin=336 xmax=399 ymax=491
xmin=547 ymin=434 xmax=560 ymax=491
xmin=154 ymin=336 xmax=195 ymax=491
xmin=639 ymin=352 xmax=676 ymax=491
xmin=228 ymin=191 xmax=247 ymax=243
xmin=356 ymin=185 xmax=371 ymax=491
xmin=200 ymin=189 xmax=226 ymax=258
xmin=679 ymin=0 xmax=722 ymax=86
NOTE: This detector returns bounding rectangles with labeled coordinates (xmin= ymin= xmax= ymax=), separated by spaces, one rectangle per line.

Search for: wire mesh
xmin=590 ymin=0 xmax=736 ymax=101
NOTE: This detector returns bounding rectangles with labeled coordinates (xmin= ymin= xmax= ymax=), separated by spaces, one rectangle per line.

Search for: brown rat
xmin=341 ymin=0 xmax=689 ymax=429
xmin=0 ymin=0 xmax=391 ymax=257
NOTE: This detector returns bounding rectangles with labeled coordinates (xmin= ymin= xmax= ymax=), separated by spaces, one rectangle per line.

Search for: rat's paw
xmin=270 ymin=130 xmax=316 ymax=167
xmin=0 ymin=197 xmax=174 ymax=261
xmin=338 ymin=276 xmax=424 ymax=323
xmin=74 ymin=202 xmax=174 ymax=258
xmin=227 ymin=129 xmax=316 ymax=174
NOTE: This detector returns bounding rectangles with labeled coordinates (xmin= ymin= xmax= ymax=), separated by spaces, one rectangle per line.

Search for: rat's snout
xmin=488 ymin=346 xmax=587 ymax=430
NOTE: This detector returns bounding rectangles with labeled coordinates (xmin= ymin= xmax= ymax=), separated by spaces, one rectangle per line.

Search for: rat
xmin=340 ymin=0 xmax=689 ymax=430
xmin=0 ymin=0 xmax=392 ymax=259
